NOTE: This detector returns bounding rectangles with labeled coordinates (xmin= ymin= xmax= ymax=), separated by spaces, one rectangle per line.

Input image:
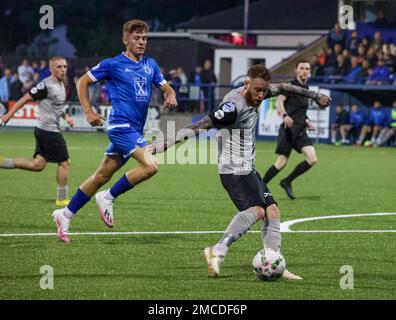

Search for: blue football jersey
xmin=369 ymin=107 xmax=388 ymax=127
xmin=88 ymin=53 xmax=166 ymax=133
xmin=349 ymin=110 xmax=367 ymax=127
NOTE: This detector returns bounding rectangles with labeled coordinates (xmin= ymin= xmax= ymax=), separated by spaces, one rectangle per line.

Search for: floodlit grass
xmin=0 ymin=129 xmax=395 ymax=299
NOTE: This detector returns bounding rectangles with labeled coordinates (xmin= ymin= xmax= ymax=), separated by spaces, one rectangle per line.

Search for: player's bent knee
xmin=143 ymin=163 xmax=158 ymax=177
xmin=249 ymin=206 xmax=265 ymax=219
xmin=32 ymin=165 xmax=45 ymax=172
xmin=308 ymin=157 xmax=318 ymax=166
xmin=59 ymin=160 xmax=71 ymax=170
xmin=266 ymin=205 xmax=280 ymax=220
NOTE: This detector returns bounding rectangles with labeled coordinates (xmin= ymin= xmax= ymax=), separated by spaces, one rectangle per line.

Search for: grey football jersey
xmin=29 ymin=77 xmax=66 ymax=132
xmin=216 ymin=87 xmax=259 ymax=175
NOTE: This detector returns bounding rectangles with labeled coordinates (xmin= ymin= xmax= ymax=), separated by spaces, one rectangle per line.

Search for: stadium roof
xmin=176 ymin=0 xmax=338 ymax=31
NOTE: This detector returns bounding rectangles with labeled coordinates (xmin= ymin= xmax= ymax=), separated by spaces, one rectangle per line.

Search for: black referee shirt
xmin=284 ymin=79 xmax=309 ymax=124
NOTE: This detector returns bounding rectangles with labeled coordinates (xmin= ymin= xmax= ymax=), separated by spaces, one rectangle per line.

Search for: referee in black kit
xmin=262 ymin=60 xmax=319 ymax=199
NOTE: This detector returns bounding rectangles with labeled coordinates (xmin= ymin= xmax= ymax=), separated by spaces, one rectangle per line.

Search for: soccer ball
xmin=252 ymin=249 xmax=286 ymax=281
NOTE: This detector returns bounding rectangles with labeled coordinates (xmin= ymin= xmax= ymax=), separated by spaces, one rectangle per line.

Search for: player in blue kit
xmin=52 ymin=20 xmax=177 ymax=242
xmin=340 ymin=104 xmax=367 ymax=144
xmin=355 ymin=100 xmax=388 ymax=146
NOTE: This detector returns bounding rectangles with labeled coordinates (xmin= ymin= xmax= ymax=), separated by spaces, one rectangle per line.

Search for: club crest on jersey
xmin=222 ymin=102 xmax=236 ymax=113
xmin=215 ymin=110 xmax=224 ymax=120
xmin=143 ymin=66 xmax=152 ymax=75
xmin=30 ymin=87 xmax=38 ymax=94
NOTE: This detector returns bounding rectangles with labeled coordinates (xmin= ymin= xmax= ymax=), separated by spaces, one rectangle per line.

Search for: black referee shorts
xmin=33 ymin=127 xmax=69 ymax=163
xmin=220 ymin=171 xmax=277 ymax=212
xmin=276 ymin=124 xmax=313 ymax=157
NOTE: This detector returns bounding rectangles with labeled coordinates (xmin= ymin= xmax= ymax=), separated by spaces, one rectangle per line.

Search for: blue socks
xmin=63 ymin=176 xmax=133 ymax=218
xmin=66 ymin=188 xmax=91 ymax=214
xmin=109 ymin=175 xmax=134 ymax=199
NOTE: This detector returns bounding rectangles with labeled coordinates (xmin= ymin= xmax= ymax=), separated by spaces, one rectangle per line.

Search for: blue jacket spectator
xmin=327 ymin=23 xmax=346 ymax=48
xmin=38 ymin=60 xmax=50 ymax=81
xmin=369 ymin=101 xmax=388 ymax=127
xmin=345 ymin=56 xmax=362 ymax=83
xmin=367 ymin=60 xmax=390 ymax=84
xmin=0 ymin=68 xmax=13 ymax=102
xmin=349 ymin=106 xmax=368 ymax=128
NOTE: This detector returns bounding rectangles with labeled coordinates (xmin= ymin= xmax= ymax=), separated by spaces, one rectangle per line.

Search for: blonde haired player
xmin=0 ymin=56 xmax=74 ymax=206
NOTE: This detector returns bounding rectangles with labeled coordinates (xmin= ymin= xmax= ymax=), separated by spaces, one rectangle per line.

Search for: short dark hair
xmin=247 ymin=64 xmax=271 ymax=81
xmin=49 ymin=56 xmax=65 ymax=63
xmin=295 ymin=60 xmax=310 ymax=68
xmin=123 ymin=19 xmax=149 ymax=35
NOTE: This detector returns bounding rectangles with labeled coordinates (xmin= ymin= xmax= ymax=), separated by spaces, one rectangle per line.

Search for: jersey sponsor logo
xmin=215 ymin=110 xmax=225 ymax=120
xmin=222 ymin=102 xmax=236 ymax=113
xmin=134 ymin=81 xmax=148 ymax=98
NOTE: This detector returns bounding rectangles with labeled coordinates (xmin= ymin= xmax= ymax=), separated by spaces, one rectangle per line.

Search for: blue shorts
xmin=105 ymin=125 xmax=147 ymax=164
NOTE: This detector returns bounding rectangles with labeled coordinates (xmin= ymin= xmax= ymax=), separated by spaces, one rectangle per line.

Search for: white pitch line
xmin=280 ymin=212 xmax=396 ymax=232
xmin=1 ymin=146 xmax=104 ymax=151
xmin=0 ymin=213 xmax=395 ymax=238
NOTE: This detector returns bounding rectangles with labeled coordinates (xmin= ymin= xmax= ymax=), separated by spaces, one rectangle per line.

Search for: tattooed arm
xmin=150 ymin=115 xmax=215 ymax=154
xmin=269 ymin=83 xmax=331 ymax=109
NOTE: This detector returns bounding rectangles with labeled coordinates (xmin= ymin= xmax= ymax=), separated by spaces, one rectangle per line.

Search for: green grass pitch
xmin=0 ymin=129 xmax=395 ymax=300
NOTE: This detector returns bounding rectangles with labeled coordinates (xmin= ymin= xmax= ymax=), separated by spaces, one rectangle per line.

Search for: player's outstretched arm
xmin=0 ymin=93 xmax=33 ymax=125
xmin=76 ymin=74 xmax=106 ymax=127
xmin=150 ymin=115 xmax=215 ymax=154
xmin=269 ymin=83 xmax=331 ymax=109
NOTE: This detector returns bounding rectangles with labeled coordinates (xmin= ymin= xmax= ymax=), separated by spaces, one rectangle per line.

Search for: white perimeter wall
xmin=214 ymin=48 xmax=296 ymax=84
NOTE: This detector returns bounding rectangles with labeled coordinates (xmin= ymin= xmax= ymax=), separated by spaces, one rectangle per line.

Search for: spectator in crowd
xmin=32 ymin=61 xmax=39 ymax=73
xmin=189 ymin=65 xmax=203 ymax=113
xmin=0 ymin=68 xmax=13 ymax=103
xmin=342 ymin=48 xmax=351 ymax=70
xmin=167 ymin=69 xmax=182 ymax=95
xmin=331 ymin=104 xmax=349 ymax=145
xmin=311 ymin=54 xmax=323 ymax=78
xmin=23 ymin=72 xmax=35 ymax=94
xmin=17 ymin=59 xmax=34 ymax=84
xmin=327 ymin=22 xmax=346 ymax=48
xmin=347 ymin=30 xmax=359 ymax=55
xmin=100 ymin=84 xmax=110 ymax=104
xmin=356 ymin=100 xmax=388 ymax=146
xmin=333 ymin=54 xmax=349 ymax=78
xmin=374 ymin=101 xmax=396 ymax=146
xmin=177 ymin=67 xmax=189 ymax=112
xmin=375 ymin=10 xmax=389 ymax=27
xmin=10 ymin=72 xmax=23 ymax=101
xmin=38 ymin=59 xmax=50 ymax=81
xmin=366 ymin=47 xmax=378 ymax=67
xmin=383 ymin=50 xmax=396 ymax=70
xmin=200 ymin=59 xmax=217 ymax=112
xmin=357 ymin=59 xmax=370 ymax=82
xmin=345 ymin=56 xmax=363 ymax=83
xmin=341 ymin=104 xmax=368 ymax=144
xmin=361 ymin=36 xmax=370 ymax=49
xmin=371 ymin=31 xmax=383 ymax=52
xmin=366 ymin=59 xmax=390 ymax=85
xmin=333 ymin=43 xmax=343 ymax=57
xmin=356 ymin=44 xmax=367 ymax=65
xmin=324 ymin=47 xmax=337 ymax=68
xmin=177 ymin=67 xmax=188 ymax=95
